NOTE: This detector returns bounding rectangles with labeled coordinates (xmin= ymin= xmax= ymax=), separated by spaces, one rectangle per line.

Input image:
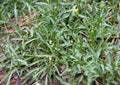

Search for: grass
xmin=0 ymin=0 xmax=120 ymax=85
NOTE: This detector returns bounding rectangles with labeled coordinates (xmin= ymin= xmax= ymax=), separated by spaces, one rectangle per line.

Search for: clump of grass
xmin=0 ymin=0 xmax=120 ymax=85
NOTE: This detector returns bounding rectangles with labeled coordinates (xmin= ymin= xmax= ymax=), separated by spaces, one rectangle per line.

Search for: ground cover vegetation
xmin=0 ymin=0 xmax=120 ymax=85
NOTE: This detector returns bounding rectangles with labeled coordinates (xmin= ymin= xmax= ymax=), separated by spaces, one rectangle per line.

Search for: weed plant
xmin=0 ymin=0 xmax=120 ymax=85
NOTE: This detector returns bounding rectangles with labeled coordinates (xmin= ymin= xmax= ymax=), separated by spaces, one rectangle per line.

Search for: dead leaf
xmin=0 ymin=67 xmax=6 ymax=80
xmin=12 ymin=13 xmax=37 ymax=27
xmin=10 ymin=73 xmax=22 ymax=85
xmin=0 ymin=67 xmax=6 ymax=84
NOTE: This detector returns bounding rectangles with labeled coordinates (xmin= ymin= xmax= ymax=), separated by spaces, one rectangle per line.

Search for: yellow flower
xmin=24 ymin=19 xmax=30 ymax=25
xmin=49 ymin=57 xmax=53 ymax=61
xmin=47 ymin=0 xmax=49 ymax=2
xmin=74 ymin=8 xmax=79 ymax=14
xmin=51 ymin=43 xmax=54 ymax=48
